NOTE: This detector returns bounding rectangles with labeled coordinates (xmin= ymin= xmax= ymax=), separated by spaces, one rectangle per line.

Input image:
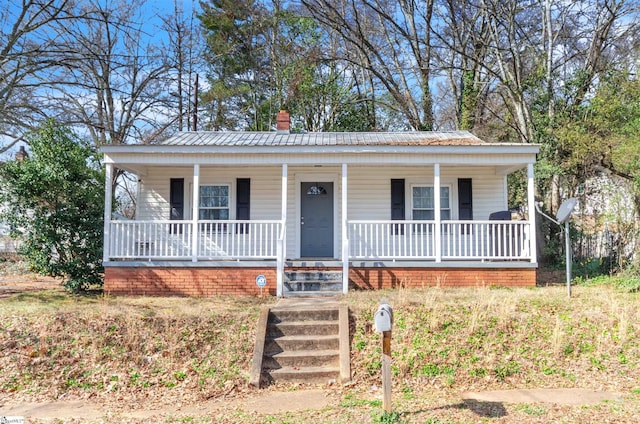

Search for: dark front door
xmin=300 ymin=182 xmax=334 ymax=257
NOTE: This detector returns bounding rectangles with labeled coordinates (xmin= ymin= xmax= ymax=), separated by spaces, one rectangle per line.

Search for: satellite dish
xmin=556 ymin=198 xmax=577 ymax=224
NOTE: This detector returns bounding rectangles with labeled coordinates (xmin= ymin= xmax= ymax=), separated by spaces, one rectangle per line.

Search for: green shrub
xmin=0 ymin=121 xmax=104 ymax=292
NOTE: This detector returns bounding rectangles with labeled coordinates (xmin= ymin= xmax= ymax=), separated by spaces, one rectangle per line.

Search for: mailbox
xmin=374 ymin=302 xmax=393 ymax=332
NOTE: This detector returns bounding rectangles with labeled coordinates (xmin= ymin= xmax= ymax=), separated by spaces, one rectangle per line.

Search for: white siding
xmin=137 ymin=166 xmax=282 ymax=221
xmin=137 ymin=164 xmax=509 ymax=258
xmin=348 ymin=166 xmax=507 ymax=221
xmin=136 ymin=167 xmax=191 ymax=220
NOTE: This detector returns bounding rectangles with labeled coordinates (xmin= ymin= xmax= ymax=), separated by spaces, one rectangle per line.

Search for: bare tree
xmin=561 ymin=0 xmax=639 ymax=113
xmin=433 ymin=0 xmax=637 ymax=145
xmin=46 ymin=0 xmax=172 ymax=146
xmin=432 ymin=0 xmax=492 ymax=132
xmin=0 ymin=0 xmax=75 ymax=152
xmin=161 ymin=0 xmax=204 ymax=132
xmin=302 ymin=0 xmax=435 ymax=130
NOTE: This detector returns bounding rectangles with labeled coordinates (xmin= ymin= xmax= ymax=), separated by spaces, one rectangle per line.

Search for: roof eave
xmin=101 ymin=143 xmax=540 ymax=155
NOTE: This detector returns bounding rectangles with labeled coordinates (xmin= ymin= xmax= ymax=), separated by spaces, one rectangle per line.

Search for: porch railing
xmin=109 ymin=219 xmax=530 ymax=262
xmin=109 ymin=220 xmax=193 ymax=259
xmin=108 ymin=220 xmax=283 ymax=260
xmin=348 ymin=220 xmax=436 ymax=259
xmin=347 ymin=220 xmax=531 ymax=260
xmin=198 ymin=220 xmax=282 ymax=259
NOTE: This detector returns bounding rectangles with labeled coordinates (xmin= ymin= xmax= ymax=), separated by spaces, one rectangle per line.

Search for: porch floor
xmin=105 ymin=259 xmax=536 ymax=269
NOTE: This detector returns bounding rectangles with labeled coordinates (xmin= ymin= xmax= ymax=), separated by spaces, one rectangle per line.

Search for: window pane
xmin=199 ymin=208 xmax=229 ymax=220
xmin=414 ymin=210 xmax=434 ymax=220
xmin=199 ymin=186 xmax=211 ymax=207
xmin=413 ymin=186 xmax=433 ymax=209
xmin=440 ymin=187 xmax=450 ymax=209
xmin=412 ymin=185 xmax=452 ymax=221
xmin=198 ymin=185 xmax=229 ymax=220
xmin=214 ymin=186 xmax=229 ymax=206
xmin=214 ymin=194 xmax=229 ymax=207
xmin=307 ymin=185 xmax=327 ymax=195
xmin=199 ymin=185 xmax=229 ymax=208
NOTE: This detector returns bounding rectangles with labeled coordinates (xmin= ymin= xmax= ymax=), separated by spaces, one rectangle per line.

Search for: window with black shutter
xmin=391 ymin=179 xmax=405 ymax=235
xmin=169 ymin=178 xmax=184 ymax=234
xmin=236 ymin=178 xmax=250 ymax=234
xmin=458 ymin=178 xmax=473 ymax=234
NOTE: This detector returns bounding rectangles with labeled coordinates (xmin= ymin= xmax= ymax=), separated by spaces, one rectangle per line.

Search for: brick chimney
xmin=15 ymin=145 xmax=28 ymax=162
xmin=276 ymin=110 xmax=290 ymax=134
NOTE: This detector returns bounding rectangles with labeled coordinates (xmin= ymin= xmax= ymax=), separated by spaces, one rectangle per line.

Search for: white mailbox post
xmin=374 ymin=303 xmax=393 ymax=332
xmin=374 ymin=301 xmax=393 ymax=412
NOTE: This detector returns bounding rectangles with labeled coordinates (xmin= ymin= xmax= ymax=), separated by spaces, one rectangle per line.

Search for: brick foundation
xmin=349 ymin=267 xmax=536 ymax=289
xmin=104 ymin=267 xmax=278 ymax=296
xmin=104 ymin=265 xmax=536 ymax=296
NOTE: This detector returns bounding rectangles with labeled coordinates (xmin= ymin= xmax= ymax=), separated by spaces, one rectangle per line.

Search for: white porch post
xmin=434 ymin=163 xmax=442 ymax=262
xmin=191 ymin=164 xmax=200 ymax=262
xmin=342 ymin=163 xmax=349 ymax=294
xmin=277 ymin=164 xmax=288 ymax=297
xmin=103 ymin=163 xmax=113 ymax=262
xmin=527 ymin=163 xmax=537 ymax=263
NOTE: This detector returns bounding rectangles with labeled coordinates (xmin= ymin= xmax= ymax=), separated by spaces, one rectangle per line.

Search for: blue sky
xmin=0 ymin=0 xmax=203 ymax=161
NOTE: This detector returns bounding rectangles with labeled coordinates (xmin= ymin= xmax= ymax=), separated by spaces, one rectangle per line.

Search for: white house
xmin=101 ymin=111 xmax=540 ymax=296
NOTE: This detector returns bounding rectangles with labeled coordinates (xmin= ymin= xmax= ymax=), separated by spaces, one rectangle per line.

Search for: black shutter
xmin=458 ymin=178 xmax=473 ymax=234
xmin=391 ymin=179 xmax=405 ymax=235
xmin=236 ymin=178 xmax=250 ymax=234
xmin=169 ymin=178 xmax=184 ymax=234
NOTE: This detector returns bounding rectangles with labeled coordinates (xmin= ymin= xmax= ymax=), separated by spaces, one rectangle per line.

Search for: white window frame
xmin=410 ymin=184 xmax=452 ymax=220
xmin=198 ymin=183 xmax=231 ymax=221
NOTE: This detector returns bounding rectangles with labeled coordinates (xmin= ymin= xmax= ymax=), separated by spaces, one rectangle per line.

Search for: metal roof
xmin=159 ymin=131 xmax=490 ymax=147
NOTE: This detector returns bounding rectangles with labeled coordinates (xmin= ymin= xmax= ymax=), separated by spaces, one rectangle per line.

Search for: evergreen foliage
xmin=0 ymin=121 xmax=104 ymax=292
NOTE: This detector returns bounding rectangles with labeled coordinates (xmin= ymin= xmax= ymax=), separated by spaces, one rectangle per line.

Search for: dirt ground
xmin=0 ymin=272 xmax=62 ymax=298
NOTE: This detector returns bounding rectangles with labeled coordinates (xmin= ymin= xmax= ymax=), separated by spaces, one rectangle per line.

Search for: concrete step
xmin=284 ymin=270 xmax=343 ymax=282
xmin=269 ymin=308 xmax=338 ymax=322
xmin=284 ymin=281 xmax=343 ymax=292
xmin=284 ymin=270 xmax=344 ymax=294
xmin=250 ymin=300 xmax=350 ymax=387
xmin=263 ymin=349 xmax=339 ymax=369
xmin=267 ymin=320 xmax=339 ymax=337
xmin=284 ymin=289 xmax=343 ymax=297
xmin=264 ymin=334 xmax=339 ymax=352
xmin=266 ymin=365 xmax=340 ymax=384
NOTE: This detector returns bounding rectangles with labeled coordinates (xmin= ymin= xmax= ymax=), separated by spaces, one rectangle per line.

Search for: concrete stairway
xmin=250 ymin=298 xmax=351 ymax=386
xmin=283 ymin=270 xmax=343 ymax=295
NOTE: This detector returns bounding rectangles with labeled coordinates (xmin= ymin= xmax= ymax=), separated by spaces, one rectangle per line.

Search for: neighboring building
xmin=0 ymin=222 xmax=17 ymax=253
xmin=101 ymin=111 xmax=540 ymax=296
xmin=0 ymin=146 xmax=28 ymax=253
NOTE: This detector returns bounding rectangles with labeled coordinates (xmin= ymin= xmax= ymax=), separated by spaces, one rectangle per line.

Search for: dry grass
xmin=1 ymin=283 xmax=640 ymax=423
xmin=0 ymin=292 xmax=277 ymax=410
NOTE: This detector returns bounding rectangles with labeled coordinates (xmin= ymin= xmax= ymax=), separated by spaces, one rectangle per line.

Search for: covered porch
xmin=102 ymin=134 xmax=539 ymax=295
